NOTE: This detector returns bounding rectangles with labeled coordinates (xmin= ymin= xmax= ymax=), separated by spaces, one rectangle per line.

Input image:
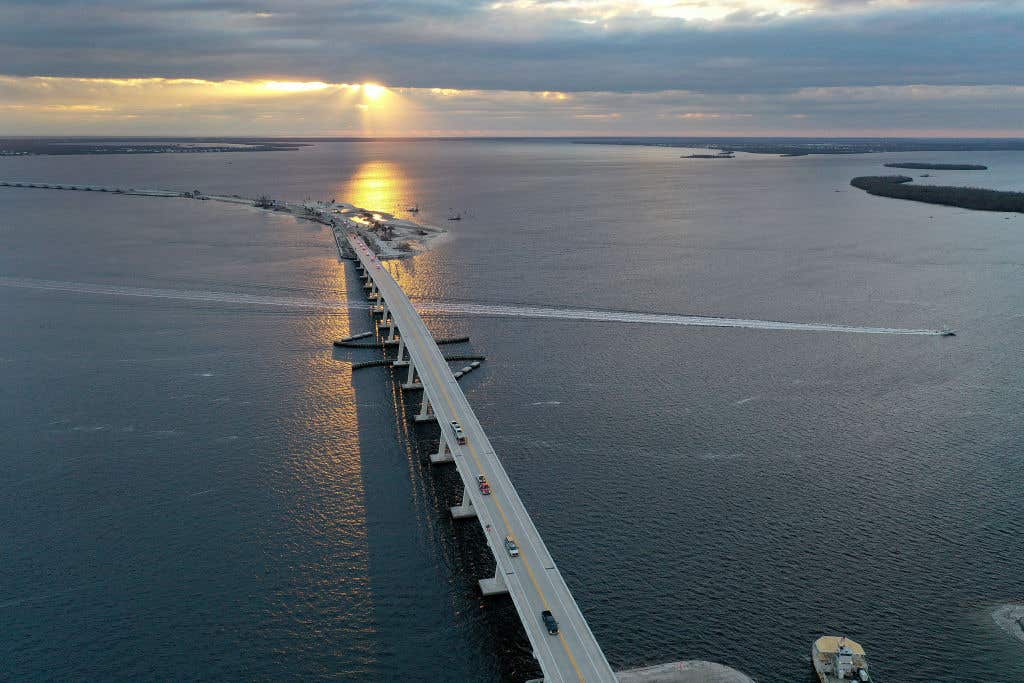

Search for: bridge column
xmin=450 ymin=492 xmax=476 ymax=519
xmin=430 ymin=438 xmax=454 ymax=464
xmin=415 ymin=394 xmax=436 ymax=422
xmin=392 ymin=338 xmax=409 ymax=367
xmin=402 ymin=365 xmax=423 ymax=390
xmin=384 ymin=319 xmax=399 ymax=346
xmin=406 ymin=362 xmax=417 ymax=385
xmin=479 ymin=567 xmax=509 ymax=597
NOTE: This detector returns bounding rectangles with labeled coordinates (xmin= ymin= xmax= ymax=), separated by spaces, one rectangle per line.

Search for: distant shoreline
xmin=883 ymin=162 xmax=988 ymax=170
xmin=3 ymin=136 xmax=1024 ymax=158
xmin=571 ymin=138 xmax=1024 ymax=156
xmin=0 ymin=138 xmax=307 ymax=156
xmin=850 ymin=175 xmax=1024 ymax=213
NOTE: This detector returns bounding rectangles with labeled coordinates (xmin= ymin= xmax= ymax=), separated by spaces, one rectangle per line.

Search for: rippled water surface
xmin=1 ymin=141 xmax=1022 ymax=681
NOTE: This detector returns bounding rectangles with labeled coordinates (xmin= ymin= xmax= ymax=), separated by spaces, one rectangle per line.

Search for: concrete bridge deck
xmin=347 ymin=235 xmax=616 ymax=683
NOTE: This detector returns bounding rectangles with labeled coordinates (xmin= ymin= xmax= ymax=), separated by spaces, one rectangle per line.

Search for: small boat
xmin=447 ymin=211 xmax=462 ymax=221
xmin=812 ymin=636 xmax=871 ymax=682
xmin=407 ymin=204 xmax=419 ymax=213
xmin=941 ymin=329 xmax=956 ymax=337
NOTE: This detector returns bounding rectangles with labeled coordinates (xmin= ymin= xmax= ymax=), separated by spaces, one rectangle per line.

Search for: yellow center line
xmin=384 ymin=270 xmax=587 ymax=683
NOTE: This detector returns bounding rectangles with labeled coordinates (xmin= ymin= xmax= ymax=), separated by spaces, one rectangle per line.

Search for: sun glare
xmin=342 ymin=161 xmax=409 ymax=215
xmin=261 ymin=80 xmax=331 ymax=93
xmin=361 ymin=83 xmax=387 ymax=100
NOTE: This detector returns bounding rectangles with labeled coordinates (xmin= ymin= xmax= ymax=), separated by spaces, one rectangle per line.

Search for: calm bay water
xmin=1 ymin=141 xmax=1022 ymax=681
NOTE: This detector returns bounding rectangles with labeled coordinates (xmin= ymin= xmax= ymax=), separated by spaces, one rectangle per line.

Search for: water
xmin=1 ymin=141 xmax=1022 ymax=681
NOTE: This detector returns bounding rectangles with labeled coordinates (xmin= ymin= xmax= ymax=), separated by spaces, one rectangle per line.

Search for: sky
xmin=1 ymin=0 xmax=1022 ymax=136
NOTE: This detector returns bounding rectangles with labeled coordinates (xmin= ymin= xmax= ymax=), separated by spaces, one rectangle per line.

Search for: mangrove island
xmin=850 ymin=175 xmax=1024 ymax=213
xmin=883 ymin=162 xmax=988 ymax=170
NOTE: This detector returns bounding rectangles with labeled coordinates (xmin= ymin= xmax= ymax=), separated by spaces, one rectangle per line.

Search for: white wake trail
xmin=0 ymin=276 xmax=948 ymax=336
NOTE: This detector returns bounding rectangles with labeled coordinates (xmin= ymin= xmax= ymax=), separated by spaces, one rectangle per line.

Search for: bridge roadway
xmin=347 ymin=235 xmax=616 ymax=683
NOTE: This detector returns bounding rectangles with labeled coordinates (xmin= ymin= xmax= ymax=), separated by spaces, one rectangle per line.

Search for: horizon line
xmin=4 ymin=134 xmax=1024 ymax=140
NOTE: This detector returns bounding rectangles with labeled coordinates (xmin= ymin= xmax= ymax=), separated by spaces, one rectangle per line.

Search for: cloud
xmin=0 ymin=1 xmax=1021 ymax=134
xmin=1 ymin=75 xmax=1021 ymax=135
xmin=0 ymin=0 xmax=1022 ymax=95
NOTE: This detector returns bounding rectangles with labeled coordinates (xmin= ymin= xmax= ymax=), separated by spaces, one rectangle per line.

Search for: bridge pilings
xmin=450 ymin=493 xmax=476 ymax=519
xmin=393 ymin=338 xmax=409 ymax=366
xmin=479 ymin=567 xmax=510 ymax=597
xmin=415 ymin=394 xmax=436 ymax=422
xmin=430 ymin=438 xmax=454 ymax=464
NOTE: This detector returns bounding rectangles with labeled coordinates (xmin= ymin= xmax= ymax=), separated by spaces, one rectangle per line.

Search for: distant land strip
xmin=0 ymin=276 xmax=952 ymax=336
xmin=0 ymin=138 xmax=307 ymax=156
xmin=883 ymin=162 xmax=988 ymax=170
xmin=573 ymin=137 xmax=1024 ymax=156
xmin=850 ymin=175 xmax=1024 ymax=213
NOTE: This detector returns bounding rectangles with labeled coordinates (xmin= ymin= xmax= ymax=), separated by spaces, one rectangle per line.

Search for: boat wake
xmin=0 ymin=276 xmax=950 ymax=336
xmin=414 ymin=300 xmax=946 ymax=335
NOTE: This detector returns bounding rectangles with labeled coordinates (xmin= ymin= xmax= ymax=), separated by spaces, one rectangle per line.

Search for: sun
xmin=361 ymin=83 xmax=387 ymax=101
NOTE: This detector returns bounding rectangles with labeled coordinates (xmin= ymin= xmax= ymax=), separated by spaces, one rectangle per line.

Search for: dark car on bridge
xmin=541 ymin=610 xmax=559 ymax=635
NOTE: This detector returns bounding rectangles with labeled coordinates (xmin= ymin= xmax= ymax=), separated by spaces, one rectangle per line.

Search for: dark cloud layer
xmin=2 ymin=1 xmax=1022 ymax=94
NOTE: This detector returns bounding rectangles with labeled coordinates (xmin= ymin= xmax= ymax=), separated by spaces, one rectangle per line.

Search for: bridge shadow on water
xmin=339 ymin=261 xmax=540 ymax=682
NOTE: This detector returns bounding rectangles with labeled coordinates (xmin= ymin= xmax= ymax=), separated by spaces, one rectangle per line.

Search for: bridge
xmin=346 ymin=234 xmax=617 ymax=683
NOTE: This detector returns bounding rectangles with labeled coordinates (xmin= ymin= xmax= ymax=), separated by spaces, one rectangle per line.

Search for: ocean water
xmin=1 ymin=140 xmax=1022 ymax=681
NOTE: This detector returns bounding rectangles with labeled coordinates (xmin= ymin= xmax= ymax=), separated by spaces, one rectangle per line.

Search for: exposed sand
xmin=993 ymin=604 xmax=1024 ymax=647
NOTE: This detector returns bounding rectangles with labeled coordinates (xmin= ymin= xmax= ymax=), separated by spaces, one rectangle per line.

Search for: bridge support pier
xmin=479 ymin=567 xmax=510 ymax=597
xmin=450 ymin=493 xmax=476 ymax=519
xmin=430 ymin=438 xmax=454 ymax=464
xmin=415 ymin=395 xmax=437 ymax=422
xmin=392 ymin=338 xmax=409 ymax=367
xmin=383 ymin=321 xmax=399 ymax=346
xmin=397 ymin=356 xmax=417 ymax=387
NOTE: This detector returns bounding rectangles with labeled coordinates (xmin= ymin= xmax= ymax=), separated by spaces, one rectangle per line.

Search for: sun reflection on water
xmin=341 ymin=161 xmax=412 ymax=217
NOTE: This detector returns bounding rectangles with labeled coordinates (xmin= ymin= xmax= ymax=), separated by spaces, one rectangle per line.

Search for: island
xmin=850 ymin=175 xmax=1024 ymax=213
xmin=682 ymin=153 xmax=734 ymax=159
xmin=883 ymin=162 xmax=988 ymax=170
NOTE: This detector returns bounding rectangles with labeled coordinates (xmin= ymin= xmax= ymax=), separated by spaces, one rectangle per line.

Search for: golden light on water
xmin=341 ymin=161 xmax=412 ymax=215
